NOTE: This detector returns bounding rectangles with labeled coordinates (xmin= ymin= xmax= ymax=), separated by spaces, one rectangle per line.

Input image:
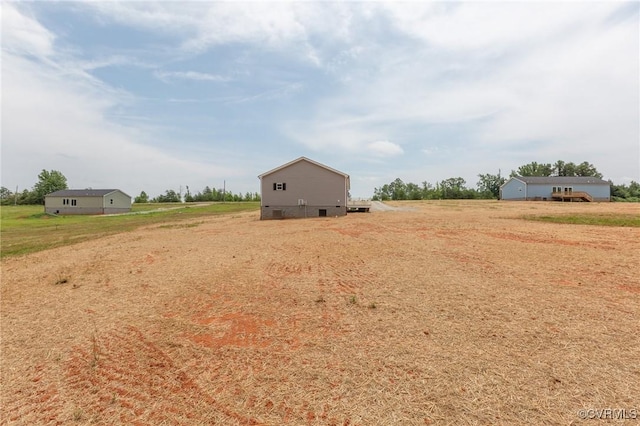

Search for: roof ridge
xmin=258 ymin=157 xmax=349 ymax=178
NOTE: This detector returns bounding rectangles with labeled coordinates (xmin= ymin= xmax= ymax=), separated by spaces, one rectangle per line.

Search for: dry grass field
xmin=1 ymin=200 xmax=639 ymax=425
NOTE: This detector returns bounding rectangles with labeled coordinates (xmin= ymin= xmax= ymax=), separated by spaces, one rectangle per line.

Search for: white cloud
xmin=80 ymin=2 xmax=358 ymax=67
xmin=2 ymin=53 xmax=242 ymax=196
xmin=383 ymin=2 xmax=615 ymax=51
xmin=1 ymin=4 xmax=244 ymax=197
xmin=287 ymin=2 xmax=637 ymax=184
xmin=154 ymin=70 xmax=230 ymax=83
xmin=85 ymin=2 xmax=203 ymax=35
xmin=475 ymin=11 xmax=639 ymax=177
xmin=367 ymin=141 xmax=403 ymax=157
xmin=2 ymin=1 xmax=637 ymax=201
xmin=1 ymin=3 xmax=55 ymax=58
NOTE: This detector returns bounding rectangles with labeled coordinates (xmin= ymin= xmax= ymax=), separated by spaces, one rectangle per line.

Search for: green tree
xmin=574 ymin=161 xmax=603 ymax=178
xmin=406 ymin=182 xmax=422 ymax=200
xmin=439 ymin=177 xmax=467 ymax=199
xmin=134 ymin=191 xmax=149 ymax=203
xmin=32 ymin=170 xmax=68 ymax=204
xmin=420 ymin=181 xmax=435 ymax=199
xmin=611 ymin=181 xmax=640 ymax=202
xmin=510 ymin=162 xmax=553 ymax=177
xmin=372 ymin=177 xmax=481 ymax=200
xmin=388 ymin=178 xmax=407 ymax=200
xmin=16 ymin=189 xmax=36 ymax=205
xmin=553 ymin=160 xmax=577 ymax=176
xmin=372 ymin=184 xmax=391 ymax=201
xmin=153 ymin=190 xmax=181 ymax=203
xmin=183 ymin=186 xmax=194 ymax=203
xmin=477 ymin=172 xmax=506 ymax=199
xmin=0 ymin=187 xmax=13 ymax=205
xmin=553 ymin=160 xmax=602 ymax=178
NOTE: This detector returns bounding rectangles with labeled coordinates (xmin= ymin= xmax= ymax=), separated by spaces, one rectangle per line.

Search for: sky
xmin=2 ymin=1 xmax=639 ymax=199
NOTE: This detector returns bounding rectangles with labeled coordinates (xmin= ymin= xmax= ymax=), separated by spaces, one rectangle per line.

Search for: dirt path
xmin=369 ymin=200 xmax=414 ymax=211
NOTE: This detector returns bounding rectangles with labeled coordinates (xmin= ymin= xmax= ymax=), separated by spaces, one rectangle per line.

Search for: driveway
xmin=369 ymin=201 xmax=412 ymax=211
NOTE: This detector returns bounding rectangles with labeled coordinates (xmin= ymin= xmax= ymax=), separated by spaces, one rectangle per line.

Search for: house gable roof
xmin=503 ymin=176 xmax=610 ymax=187
xmin=258 ymin=157 xmax=350 ymax=180
xmin=46 ymin=189 xmax=130 ymax=198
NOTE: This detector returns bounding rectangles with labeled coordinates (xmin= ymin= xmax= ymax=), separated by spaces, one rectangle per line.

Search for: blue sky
xmin=2 ymin=1 xmax=638 ymax=199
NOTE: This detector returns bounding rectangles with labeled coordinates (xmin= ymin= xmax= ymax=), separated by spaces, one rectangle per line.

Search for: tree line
xmin=372 ymin=160 xmax=640 ymax=202
xmin=1 ymin=170 xmax=69 ymax=205
xmin=372 ymin=175 xmax=502 ymax=201
xmin=134 ymin=187 xmax=260 ymax=203
xmin=0 ymin=170 xmax=260 ymax=205
xmin=2 ymin=162 xmax=638 ymax=205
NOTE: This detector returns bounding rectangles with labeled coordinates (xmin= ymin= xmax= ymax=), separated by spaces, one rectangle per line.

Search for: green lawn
xmin=0 ymin=202 xmax=259 ymax=258
xmin=524 ymin=213 xmax=640 ymax=227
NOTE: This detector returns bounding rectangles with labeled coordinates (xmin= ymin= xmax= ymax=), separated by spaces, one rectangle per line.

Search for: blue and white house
xmin=500 ymin=176 xmax=610 ymax=202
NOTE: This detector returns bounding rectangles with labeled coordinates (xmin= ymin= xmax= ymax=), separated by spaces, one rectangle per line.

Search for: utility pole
xmin=15 ymin=185 xmax=18 ymax=206
xmin=223 ymin=180 xmax=226 ymax=203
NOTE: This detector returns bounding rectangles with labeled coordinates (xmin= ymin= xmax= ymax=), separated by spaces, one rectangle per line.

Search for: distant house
xmin=258 ymin=157 xmax=350 ymax=219
xmin=500 ymin=176 xmax=610 ymax=202
xmin=45 ymin=189 xmax=132 ymax=215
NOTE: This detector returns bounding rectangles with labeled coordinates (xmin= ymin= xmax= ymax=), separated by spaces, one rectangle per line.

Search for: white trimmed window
xmin=273 ymin=182 xmax=287 ymax=191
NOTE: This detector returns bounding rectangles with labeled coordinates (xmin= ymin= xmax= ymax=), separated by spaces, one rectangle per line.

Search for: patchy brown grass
xmin=2 ymin=201 xmax=639 ymax=425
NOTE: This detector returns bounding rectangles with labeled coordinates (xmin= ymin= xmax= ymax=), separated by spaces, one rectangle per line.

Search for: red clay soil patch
xmin=554 ymin=278 xmax=582 ymax=287
xmin=3 ymin=365 xmax=63 ymax=425
xmin=481 ymin=230 xmax=617 ymax=250
xmin=618 ymin=284 xmax=640 ymax=294
xmin=65 ymin=326 xmax=261 ymax=425
xmin=188 ymin=312 xmax=275 ymax=348
xmin=326 ymin=221 xmax=388 ymax=238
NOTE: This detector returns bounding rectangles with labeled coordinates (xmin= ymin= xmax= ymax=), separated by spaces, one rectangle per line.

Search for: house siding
xmin=500 ymin=178 xmax=527 ymax=200
xmin=260 ymin=159 xmax=348 ymax=219
xmin=103 ymin=190 xmax=132 ymax=214
xmin=45 ymin=190 xmax=132 ymax=214
xmin=500 ymin=178 xmax=610 ymax=201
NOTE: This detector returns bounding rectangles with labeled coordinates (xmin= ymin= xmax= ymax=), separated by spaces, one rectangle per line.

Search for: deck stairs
xmin=551 ymin=191 xmax=593 ymax=202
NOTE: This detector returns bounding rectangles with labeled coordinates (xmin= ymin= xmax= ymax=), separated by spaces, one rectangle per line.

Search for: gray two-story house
xmin=259 ymin=157 xmax=350 ymax=219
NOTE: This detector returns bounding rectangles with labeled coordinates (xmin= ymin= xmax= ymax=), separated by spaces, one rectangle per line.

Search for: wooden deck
xmin=551 ymin=191 xmax=593 ymax=202
xmin=347 ymin=200 xmax=371 ymax=212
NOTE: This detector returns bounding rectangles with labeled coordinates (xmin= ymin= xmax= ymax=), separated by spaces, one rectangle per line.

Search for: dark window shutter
xmin=283 ymin=183 xmax=287 ymax=190
xmin=273 ymin=183 xmax=277 ymax=190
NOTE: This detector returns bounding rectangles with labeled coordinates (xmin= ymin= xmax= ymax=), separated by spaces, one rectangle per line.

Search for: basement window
xmin=273 ymin=182 xmax=287 ymax=191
